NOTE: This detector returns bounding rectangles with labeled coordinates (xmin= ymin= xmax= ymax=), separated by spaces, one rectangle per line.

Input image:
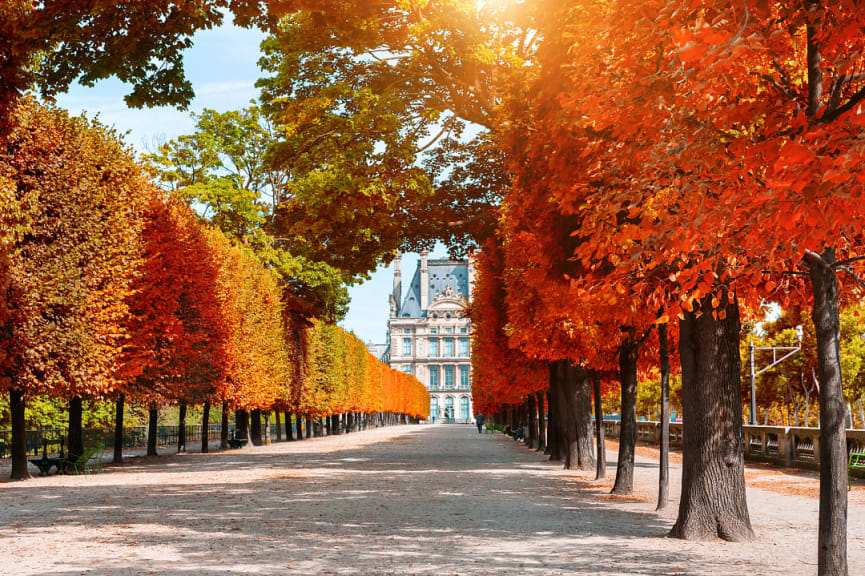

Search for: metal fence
xmin=602 ymin=419 xmax=865 ymax=478
xmin=0 ymin=424 xmax=225 ymax=459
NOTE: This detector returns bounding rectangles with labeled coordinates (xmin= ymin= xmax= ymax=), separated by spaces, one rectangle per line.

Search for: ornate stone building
xmin=386 ymin=251 xmax=474 ymax=423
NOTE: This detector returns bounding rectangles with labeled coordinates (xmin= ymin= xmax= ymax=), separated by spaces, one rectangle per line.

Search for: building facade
xmin=387 ymin=251 xmax=474 ymax=423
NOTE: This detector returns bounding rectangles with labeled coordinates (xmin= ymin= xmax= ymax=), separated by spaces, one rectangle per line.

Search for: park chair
xmin=63 ymin=447 xmax=99 ymax=475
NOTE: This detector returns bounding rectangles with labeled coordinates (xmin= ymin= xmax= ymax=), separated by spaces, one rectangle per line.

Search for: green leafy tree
xmin=147 ymin=106 xmax=350 ymax=322
xmin=255 ymin=1 xmax=537 ymax=276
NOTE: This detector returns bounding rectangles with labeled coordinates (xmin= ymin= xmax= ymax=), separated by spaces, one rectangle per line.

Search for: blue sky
xmin=54 ymin=18 xmax=444 ymax=346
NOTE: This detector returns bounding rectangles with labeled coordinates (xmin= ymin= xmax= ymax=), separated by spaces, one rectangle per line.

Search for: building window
xmin=403 ymin=337 xmax=411 ymax=356
xmin=445 ymin=396 xmax=454 ymax=419
xmin=445 ymin=327 xmax=453 ymax=334
xmin=444 ymin=338 xmax=454 ymax=357
xmin=430 ymin=328 xmax=437 ymax=334
xmin=402 ymin=365 xmax=412 ymax=375
xmin=460 ymin=397 xmax=470 ymax=420
xmin=403 ymin=328 xmax=411 ymax=334
xmin=431 ymin=397 xmax=439 ymax=419
xmin=460 ymin=327 xmax=468 ymax=334
xmin=429 ymin=338 xmax=439 ymax=357
xmin=459 ymin=337 xmax=469 ymax=357
xmin=460 ymin=365 xmax=469 ymax=388
xmin=444 ymin=365 xmax=454 ymax=389
xmin=429 ymin=365 xmax=439 ymax=389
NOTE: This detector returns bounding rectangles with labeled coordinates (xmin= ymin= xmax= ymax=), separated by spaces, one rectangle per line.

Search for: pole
xmin=749 ymin=339 xmax=757 ymax=426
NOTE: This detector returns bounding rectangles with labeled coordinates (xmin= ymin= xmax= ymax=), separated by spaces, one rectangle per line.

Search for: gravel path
xmin=1 ymin=424 xmax=863 ymax=575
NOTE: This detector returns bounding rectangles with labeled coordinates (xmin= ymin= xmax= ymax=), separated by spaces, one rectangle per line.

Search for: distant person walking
xmin=476 ymin=413 xmax=485 ymax=434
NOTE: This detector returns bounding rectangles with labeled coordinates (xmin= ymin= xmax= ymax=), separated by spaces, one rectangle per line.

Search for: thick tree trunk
xmin=573 ymin=366 xmax=595 ymax=471
xmin=527 ymin=394 xmax=537 ymax=450
xmin=147 ymin=405 xmax=159 ymax=457
xmin=612 ymin=338 xmax=638 ymax=495
xmin=285 ymin=411 xmax=294 ymax=441
xmin=807 ymin=249 xmax=848 ymax=576
xmin=250 ymin=409 xmax=262 ymax=446
xmin=547 ymin=363 xmax=562 ymax=461
xmin=220 ymin=402 xmax=229 ymax=450
xmin=593 ymin=373 xmax=606 ymax=480
xmin=68 ymin=395 xmax=84 ymax=461
xmin=306 ymin=416 xmax=312 ymax=438
xmin=536 ymin=391 xmax=546 ymax=453
xmin=113 ymin=394 xmax=125 ymax=464
xmin=325 ymin=414 xmax=332 ymax=436
xmin=555 ymin=361 xmax=577 ymax=468
xmin=670 ymin=292 xmax=753 ymax=541
xmin=274 ymin=410 xmax=282 ymax=442
xmin=547 ymin=370 xmax=561 ymax=461
xmin=658 ymin=323 xmax=671 ymax=510
xmin=177 ymin=403 xmax=187 ymax=453
xmin=201 ymin=401 xmax=210 ymax=453
xmin=235 ymin=409 xmax=250 ymax=443
xmin=9 ymin=388 xmax=30 ymax=480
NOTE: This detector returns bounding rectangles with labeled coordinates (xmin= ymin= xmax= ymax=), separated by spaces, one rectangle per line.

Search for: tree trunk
xmin=68 ymin=395 xmax=84 ymax=461
xmin=325 ymin=414 xmax=332 ymax=436
xmin=220 ymin=402 xmax=229 ymax=450
xmin=548 ymin=362 xmax=567 ymax=466
xmin=147 ymin=405 xmax=159 ymax=457
xmin=306 ymin=416 xmax=312 ymax=438
xmin=9 ymin=388 xmax=29 ymax=480
xmin=593 ymin=372 xmax=606 ymax=480
xmin=235 ymin=409 xmax=249 ymax=443
xmin=177 ymin=403 xmax=187 ymax=453
xmin=250 ymin=409 xmax=262 ymax=446
xmin=856 ymin=398 xmax=865 ymax=428
xmin=285 ymin=411 xmax=294 ymax=441
xmin=670 ymin=291 xmax=753 ymax=542
xmin=201 ymin=401 xmax=210 ymax=453
xmin=556 ymin=362 xmax=576 ymax=468
xmin=573 ymin=365 xmax=595 ymax=471
xmin=658 ymin=323 xmax=671 ymax=510
xmin=113 ymin=394 xmax=125 ymax=464
xmin=527 ymin=394 xmax=537 ymax=450
xmin=274 ymin=410 xmax=282 ymax=442
xmin=547 ymin=372 xmax=561 ymax=460
xmin=264 ymin=411 xmax=271 ymax=444
xmin=612 ymin=337 xmax=638 ymax=495
xmin=807 ymin=249 xmax=848 ymax=576
xmin=536 ymin=391 xmax=546 ymax=453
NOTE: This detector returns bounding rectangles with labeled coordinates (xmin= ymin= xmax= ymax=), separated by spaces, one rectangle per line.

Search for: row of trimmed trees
xmin=0 ymin=99 xmax=428 ymax=480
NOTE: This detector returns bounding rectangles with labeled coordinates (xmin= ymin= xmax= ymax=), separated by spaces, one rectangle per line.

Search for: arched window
xmin=460 ymin=397 xmax=470 ymax=421
xmin=445 ymin=396 xmax=454 ymax=419
xmin=430 ymin=397 xmax=439 ymax=419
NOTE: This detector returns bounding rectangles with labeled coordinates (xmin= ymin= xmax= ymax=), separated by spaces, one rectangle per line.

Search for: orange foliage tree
xmin=0 ymin=99 xmax=147 ymax=478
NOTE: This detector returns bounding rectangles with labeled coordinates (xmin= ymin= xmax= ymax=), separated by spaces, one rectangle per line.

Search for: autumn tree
xmin=120 ymin=194 xmax=229 ymax=458
xmin=0 ymin=99 xmax=147 ymax=478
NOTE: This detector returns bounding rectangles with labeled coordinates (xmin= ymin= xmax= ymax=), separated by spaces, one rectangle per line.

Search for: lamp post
xmin=749 ymin=325 xmax=803 ymax=426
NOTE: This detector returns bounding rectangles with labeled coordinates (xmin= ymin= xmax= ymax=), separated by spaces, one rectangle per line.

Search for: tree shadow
xmin=0 ymin=426 xmax=780 ymax=575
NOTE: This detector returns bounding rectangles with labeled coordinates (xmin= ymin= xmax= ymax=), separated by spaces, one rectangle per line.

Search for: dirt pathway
xmin=1 ymin=425 xmax=862 ymax=575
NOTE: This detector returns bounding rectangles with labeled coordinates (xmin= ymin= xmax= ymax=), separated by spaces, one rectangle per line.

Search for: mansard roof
xmin=398 ymin=258 xmax=469 ymax=318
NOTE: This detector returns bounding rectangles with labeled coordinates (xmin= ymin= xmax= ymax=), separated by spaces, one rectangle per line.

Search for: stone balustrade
xmin=600 ymin=419 xmax=865 ymax=478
